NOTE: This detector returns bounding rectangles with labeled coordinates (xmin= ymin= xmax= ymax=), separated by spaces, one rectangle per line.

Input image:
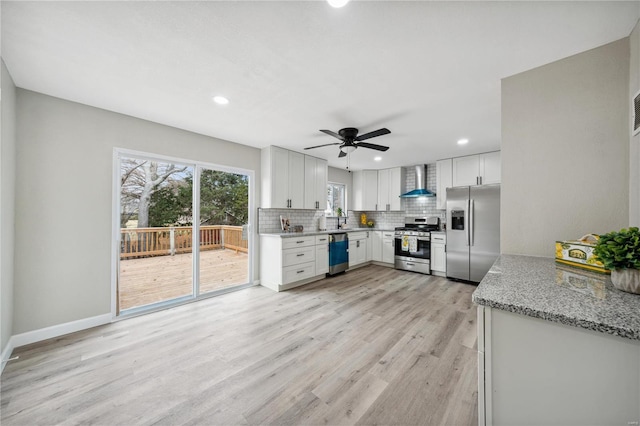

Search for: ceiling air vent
xmin=634 ymin=89 xmax=640 ymax=136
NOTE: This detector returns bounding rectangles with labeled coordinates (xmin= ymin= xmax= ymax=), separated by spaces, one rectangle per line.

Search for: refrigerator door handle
xmin=470 ymin=199 xmax=475 ymax=246
xmin=465 ymin=199 xmax=470 ymax=246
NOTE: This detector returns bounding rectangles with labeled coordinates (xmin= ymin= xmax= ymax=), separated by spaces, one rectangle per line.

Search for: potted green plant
xmin=594 ymin=227 xmax=640 ymax=294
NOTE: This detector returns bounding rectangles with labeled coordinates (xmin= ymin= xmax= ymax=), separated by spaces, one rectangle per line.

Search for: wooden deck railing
xmin=121 ymin=225 xmax=247 ymax=259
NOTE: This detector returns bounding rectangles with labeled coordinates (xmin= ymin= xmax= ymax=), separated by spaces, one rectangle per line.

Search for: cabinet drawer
xmin=315 ymin=235 xmax=330 ymax=245
xmin=431 ymin=234 xmax=446 ymax=244
xmin=283 ymin=261 xmax=315 ymax=284
xmin=282 ymin=236 xmax=315 ymax=250
xmin=283 ymin=246 xmax=315 ymax=267
xmin=348 ymin=232 xmax=367 ymax=241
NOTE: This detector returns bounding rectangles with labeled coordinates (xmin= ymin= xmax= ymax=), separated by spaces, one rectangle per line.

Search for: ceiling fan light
xmin=327 ymin=0 xmax=350 ymax=8
xmin=341 ymin=145 xmax=356 ymax=153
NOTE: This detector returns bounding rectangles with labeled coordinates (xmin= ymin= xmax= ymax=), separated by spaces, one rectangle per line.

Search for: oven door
xmin=394 ymin=235 xmax=431 ymax=260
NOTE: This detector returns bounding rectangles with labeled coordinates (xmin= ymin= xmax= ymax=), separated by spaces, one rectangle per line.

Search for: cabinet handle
xmin=297 ymin=270 xmax=305 ymax=274
xmin=297 ymin=253 xmax=304 ymax=257
xmin=296 ymin=240 xmax=305 ymax=244
xmin=375 ymin=204 xmax=378 ymax=211
xmin=479 ymin=176 xmax=483 ymax=185
xmin=357 ymin=241 xmax=360 ymax=248
xmin=406 ymin=262 xmax=414 ymax=266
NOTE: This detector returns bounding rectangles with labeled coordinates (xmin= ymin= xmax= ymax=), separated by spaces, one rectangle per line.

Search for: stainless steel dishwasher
xmin=328 ymin=233 xmax=349 ymax=275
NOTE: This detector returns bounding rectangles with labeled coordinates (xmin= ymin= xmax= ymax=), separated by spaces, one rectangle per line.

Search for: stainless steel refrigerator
xmin=446 ymin=184 xmax=500 ymax=283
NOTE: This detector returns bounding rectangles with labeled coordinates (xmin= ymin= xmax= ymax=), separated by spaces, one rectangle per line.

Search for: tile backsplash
xmin=258 ymin=163 xmax=445 ymax=233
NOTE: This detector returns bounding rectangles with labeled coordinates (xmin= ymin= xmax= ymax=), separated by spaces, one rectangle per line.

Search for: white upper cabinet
xmin=353 ymin=170 xmax=378 ymax=211
xmin=480 ymin=151 xmax=501 ymax=185
xmin=436 ymin=159 xmax=453 ymax=210
xmin=304 ymin=155 xmax=328 ymax=209
xmin=261 ymin=146 xmax=306 ymax=208
xmin=377 ymin=167 xmax=403 ymax=211
xmin=452 ymin=151 xmax=501 ymax=187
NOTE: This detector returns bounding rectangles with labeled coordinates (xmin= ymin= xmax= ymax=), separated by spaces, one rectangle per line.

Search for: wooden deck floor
xmin=119 ymin=249 xmax=248 ymax=311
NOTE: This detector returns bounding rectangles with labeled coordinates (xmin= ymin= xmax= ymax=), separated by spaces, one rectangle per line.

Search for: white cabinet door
xmin=353 ymin=171 xmax=364 ymax=211
xmin=304 ymin=155 xmax=317 ymax=209
xmin=316 ymin=243 xmax=329 ymax=275
xmin=304 ymin=156 xmax=328 ymax=210
xmin=372 ymin=231 xmax=382 ymax=262
xmin=452 ymin=155 xmax=480 ymax=187
xmin=348 ymin=233 xmax=367 ymax=267
xmin=377 ymin=168 xmax=403 ymax=211
xmin=388 ymin=167 xmax=403 ymax=211
xmin=436 ymin=159 xmax=452 ymax=210
xmin=356 ymin=239 xmax=367 ymax=265
xmin=382 ymin=232 xmax=395 ymax=264
xmin=366 ymin=232 xmax=373 ymax=261
xmin=480 ymin=151 xmax=501 ymax=185
xmin=288 ymin=151 xmax=305 ymax=209
xmin=353 ymin=170 xmax=379 ymax=211
xmin=262 ymin=146 xmax=315 ymax=209
xmin=452 ymin=152 xmax=501 ymax=187
xmin=377 ymin=169 xmax=390 ymax=211
xmin=316 ymin=158 xmax=328 ymax=209
xmin=431 ymin=243 xmax=446 ymax=273
xmin=363 ymin=170 xmax=378 ymax=211
xmin=270 ymin=146 xmax=291 ymax=208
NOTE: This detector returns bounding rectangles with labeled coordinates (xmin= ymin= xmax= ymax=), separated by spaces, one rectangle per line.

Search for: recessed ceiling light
xmin=213 ymin=96 xmax=229 ymax=105
xmin=374 ymin=156 xmax=382 ymax=161
xmin=327 ymin=0 xmax=349 ymax=8
xmin=457 ymin=138 xmax=469 ymax=145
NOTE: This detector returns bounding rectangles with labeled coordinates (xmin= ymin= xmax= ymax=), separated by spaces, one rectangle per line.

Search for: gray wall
xmin=630 ymin=19 xmax=640 ymax=227
xmin=502 ymin=38 xmax=630 ymax=257
xmin=1 ymin=60 xmax=17 ymax=354
xmin=14 ymin=90 xmax=261 ymax=334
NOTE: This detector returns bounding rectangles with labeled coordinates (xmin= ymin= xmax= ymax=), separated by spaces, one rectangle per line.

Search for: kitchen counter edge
xmin=472 ymin=254 xmax=640 ymax=341
xmin=260 ymin=229 xmax=396 ymax=238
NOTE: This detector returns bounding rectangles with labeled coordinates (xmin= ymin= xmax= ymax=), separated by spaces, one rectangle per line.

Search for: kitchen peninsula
xmin=473 ymin=255 xmax=640 ymax=426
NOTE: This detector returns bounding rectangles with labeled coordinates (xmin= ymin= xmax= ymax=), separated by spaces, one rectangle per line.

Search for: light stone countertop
xmin=472 ymin=254 xmax=640 ymax=341
xmin=259 ymin=228 xmax=396 ymax=238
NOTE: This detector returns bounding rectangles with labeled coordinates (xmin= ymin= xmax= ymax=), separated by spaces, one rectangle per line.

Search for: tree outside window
xmin=326 ymin=182 xmax=346 ymax=217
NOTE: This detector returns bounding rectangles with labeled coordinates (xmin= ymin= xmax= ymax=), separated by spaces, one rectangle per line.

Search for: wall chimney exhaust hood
xmin=400 ymin=165 xmax=436 ymax=198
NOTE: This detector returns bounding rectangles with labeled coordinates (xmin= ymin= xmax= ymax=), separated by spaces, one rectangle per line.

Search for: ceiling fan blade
xmin=354 ymin=128 xmax=391 ymax=141
xmin=304 ymin=142 xmax=341 ymax=150
xmin=356 ymin=142 xmax=389 ymax=152
xmin=320 ymin=129 xmax=344 ymax=140
xmin=338 ymin=150 xmax=347 ymax=158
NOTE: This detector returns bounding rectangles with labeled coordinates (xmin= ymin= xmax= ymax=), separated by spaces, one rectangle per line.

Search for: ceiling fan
xmin=304 ymin=127 xmax=391 ymax=158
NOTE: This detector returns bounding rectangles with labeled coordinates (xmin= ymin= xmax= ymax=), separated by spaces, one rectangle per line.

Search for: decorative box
xmin=555 ymin=235 xmax=609 ymax=274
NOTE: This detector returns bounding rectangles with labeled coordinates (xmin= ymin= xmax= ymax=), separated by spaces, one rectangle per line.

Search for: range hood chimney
xmin=400 ymin=165 xmax=436 ymax=198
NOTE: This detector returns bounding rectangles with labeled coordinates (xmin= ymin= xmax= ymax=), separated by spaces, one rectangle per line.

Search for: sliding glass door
xmin=198 ymin=168 xmax=249 ymax=294
xmin=116 ymin=151 xmax=251 ymax=316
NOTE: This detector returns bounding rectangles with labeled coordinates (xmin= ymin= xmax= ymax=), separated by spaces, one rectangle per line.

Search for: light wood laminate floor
xmin=1 ymin=265 xmax=478 ymax=426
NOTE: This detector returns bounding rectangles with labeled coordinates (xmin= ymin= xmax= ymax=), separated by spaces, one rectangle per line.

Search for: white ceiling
xmin=2 ymin=1 xmax=639 ymax=170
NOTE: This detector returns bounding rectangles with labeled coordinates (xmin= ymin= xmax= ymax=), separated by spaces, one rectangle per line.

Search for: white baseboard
xmin=1 ymin=337 xmax=15 ymax=374
xmin=10 ymin=313 xmax=112 ymax=349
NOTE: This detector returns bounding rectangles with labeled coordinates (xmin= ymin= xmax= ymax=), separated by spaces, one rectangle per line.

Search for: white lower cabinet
xmin=478 ymin=306 xmax=640 ymax=426
xmin=381 ymin=231 xmax=395 ymax=264
xmin=315 ymin=235 xmax=329 ymax=276
xmin=371 ymin=231 xmax=395 ymax=264
xmin=430 ymin=232 xmax=446 ymax=277
xmin=348 ymin=232 xmax=368 ymax=268
xmin=372 ymin=231 xmax=382 ymax=262
xmin=260 ymin=235 xmax=324 ymax=291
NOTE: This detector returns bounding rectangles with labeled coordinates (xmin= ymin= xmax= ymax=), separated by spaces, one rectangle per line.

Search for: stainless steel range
xmin=394 ymin=216 xmax=440 ymax=275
